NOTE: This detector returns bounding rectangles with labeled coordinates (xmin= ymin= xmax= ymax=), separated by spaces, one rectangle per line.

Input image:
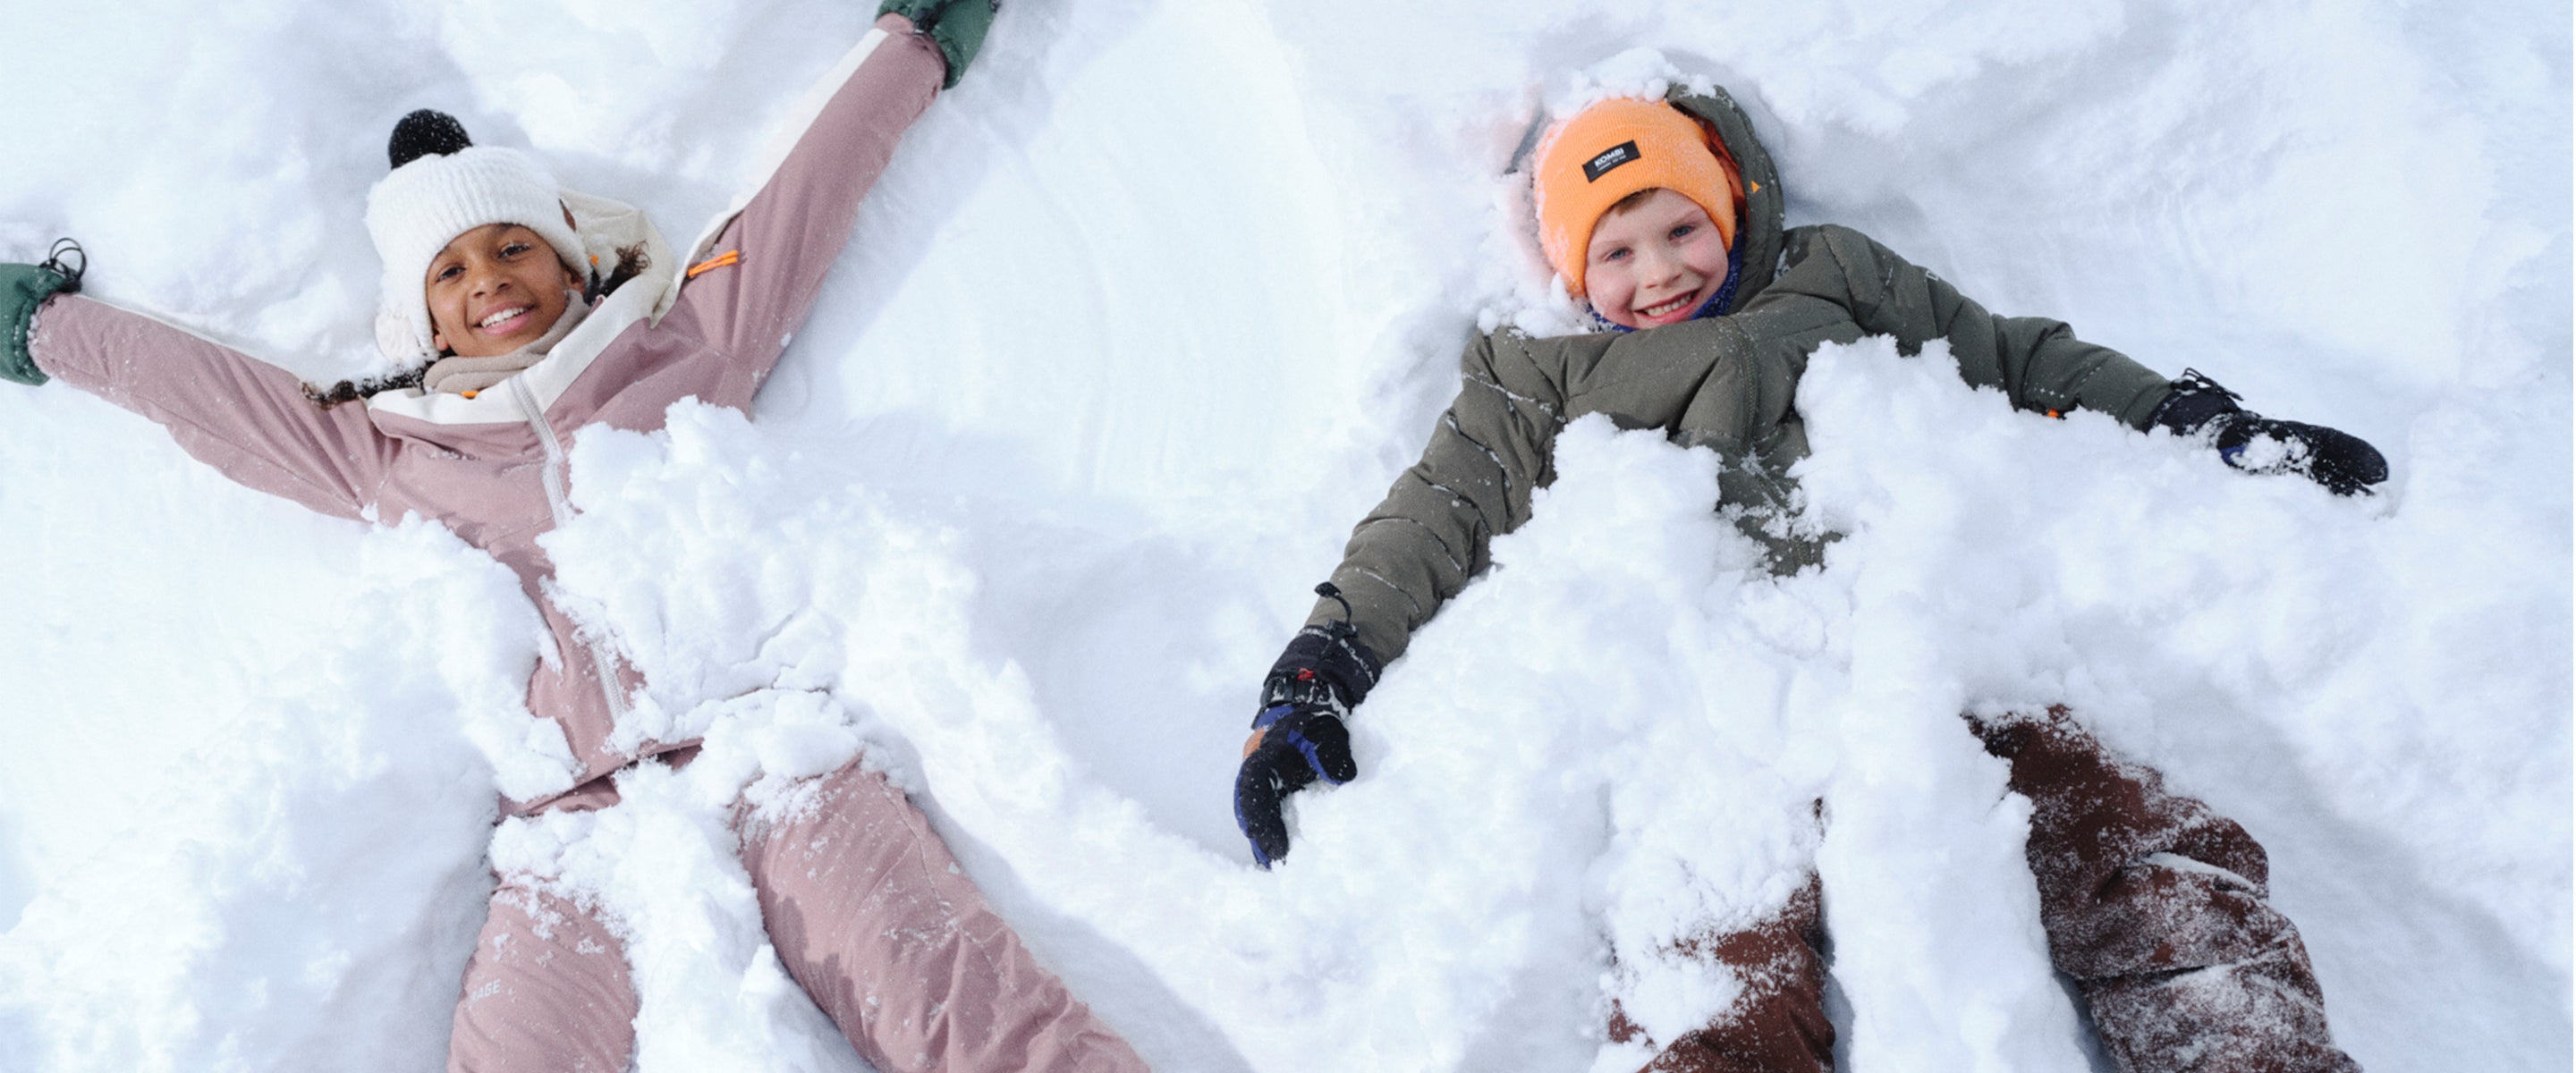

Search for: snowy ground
xmin=0 ymin=0 xmax=2567 ymax=1070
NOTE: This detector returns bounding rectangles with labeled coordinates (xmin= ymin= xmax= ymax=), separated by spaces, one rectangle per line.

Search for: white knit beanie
xmin=365 ymin=142 xmax=587 ymax=367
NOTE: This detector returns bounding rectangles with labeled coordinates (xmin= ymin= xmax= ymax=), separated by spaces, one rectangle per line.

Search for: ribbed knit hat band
xmin=364 ymin=123 xmax=586 ymax=366
xmin=1532 ymin=97 xmax=1741 ymax=299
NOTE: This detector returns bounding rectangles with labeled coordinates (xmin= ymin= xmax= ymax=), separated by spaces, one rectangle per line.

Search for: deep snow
xmin=0 ymin=0 xmax=2567 ymax=1070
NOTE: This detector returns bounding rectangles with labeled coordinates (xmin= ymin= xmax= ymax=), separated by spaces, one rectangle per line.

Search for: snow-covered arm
xmin=30 ymin=295 xmax=388 ymax=521
xmin=1751 ymin=224 xmax=2175 ymax=427
xmin=1305 ymin=330 xmax=1580 ymax=664
xmin=654 ymin=15 xmax=948 ymax=410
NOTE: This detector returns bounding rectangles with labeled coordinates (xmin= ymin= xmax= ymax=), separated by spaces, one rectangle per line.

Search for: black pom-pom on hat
xmin=387 ymin=109 xmax=473 ymax=170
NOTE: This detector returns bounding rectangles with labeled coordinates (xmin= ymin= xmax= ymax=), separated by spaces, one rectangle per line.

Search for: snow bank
xmin=0 ymin=520 xmax=531 ymax=1069
xmin=1 ymin=0 xmax=2565 ymax=1070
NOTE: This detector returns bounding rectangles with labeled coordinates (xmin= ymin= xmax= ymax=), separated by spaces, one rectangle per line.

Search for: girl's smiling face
xmin=1582 ymin=188 xmax=1730 ymax=330
xmin=425 ymin=224 xmax=584 ymax=358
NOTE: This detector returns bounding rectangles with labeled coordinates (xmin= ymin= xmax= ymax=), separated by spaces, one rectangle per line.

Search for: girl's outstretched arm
xmin=649 ymin=14 xmax=949 ymax=412
xmin=30 ymin=294 xmax=390 ymax=521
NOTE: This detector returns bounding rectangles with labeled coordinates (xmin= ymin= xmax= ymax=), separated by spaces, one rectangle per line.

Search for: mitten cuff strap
xmin=1258 ymin=620 xmax=1383 ymax=722
xmin=2147 ymin=368 xmax=2242 ymax=435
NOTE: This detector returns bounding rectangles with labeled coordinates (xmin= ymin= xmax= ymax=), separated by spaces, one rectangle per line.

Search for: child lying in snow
xmin=1231 ymin=88 xmax=2382 ymax=1072
xmin=0 ymin=4 xmax=1146 ymax=1071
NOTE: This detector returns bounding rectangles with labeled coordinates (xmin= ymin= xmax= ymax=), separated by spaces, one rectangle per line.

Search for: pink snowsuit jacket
xmin=30 ymin=27 xmax=933 ymax=817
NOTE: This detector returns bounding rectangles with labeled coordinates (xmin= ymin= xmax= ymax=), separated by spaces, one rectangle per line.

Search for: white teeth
xmin=1641 ymin=294 xmax=1690 ymax=317
xmin=478 ymin=306 xmax=530 ymax=329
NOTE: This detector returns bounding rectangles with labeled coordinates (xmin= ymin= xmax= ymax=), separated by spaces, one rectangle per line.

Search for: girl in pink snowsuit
xmin=0 ymin=6 xmax=1147 ymax=1071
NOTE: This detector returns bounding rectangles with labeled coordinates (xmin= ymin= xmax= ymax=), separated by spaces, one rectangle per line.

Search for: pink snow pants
xmin=445 ymin=758 xmax=1148 ymax=1072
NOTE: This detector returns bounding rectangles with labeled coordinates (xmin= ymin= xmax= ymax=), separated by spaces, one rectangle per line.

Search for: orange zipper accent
xmin=686 ymin=249 xmax=743 ymax=279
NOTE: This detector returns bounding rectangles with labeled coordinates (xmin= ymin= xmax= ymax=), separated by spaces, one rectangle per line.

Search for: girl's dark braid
xmin=304 ymin=366 xmax=427 ymax=408
xmin=589 ymin=243 xmax=651 ymax=303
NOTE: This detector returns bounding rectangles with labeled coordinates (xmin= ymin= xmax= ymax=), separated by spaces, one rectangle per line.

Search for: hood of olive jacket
xmin=1664 ymin=83 xmax=1789 ymax=318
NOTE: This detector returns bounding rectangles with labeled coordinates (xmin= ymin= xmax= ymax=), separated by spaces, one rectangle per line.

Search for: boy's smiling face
xmin=1583 ymin=188 xmax=1730 ymax=329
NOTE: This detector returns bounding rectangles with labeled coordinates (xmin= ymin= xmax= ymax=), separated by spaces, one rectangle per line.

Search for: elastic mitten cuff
xmin=1258 ymin=621 xmax=1382 ymax=720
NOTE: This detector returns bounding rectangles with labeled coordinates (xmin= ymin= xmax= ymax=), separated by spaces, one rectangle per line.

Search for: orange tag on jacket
xmin=686 ymin=249 xmax=743 ymax=279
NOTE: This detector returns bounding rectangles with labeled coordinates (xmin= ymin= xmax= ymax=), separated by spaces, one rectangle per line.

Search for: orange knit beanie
xmin=1533 ymin=97 xmax=1742 ymax=298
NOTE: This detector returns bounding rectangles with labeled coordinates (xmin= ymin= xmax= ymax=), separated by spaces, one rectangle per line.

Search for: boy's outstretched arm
xmin=1315 ymin=331 xmax=1573 ymax=664
xmin=1748 ymin=224 xmax=2175 ymax=424
xmin=1750 ymin=224 xmax=2385 ymax=494
xmin=1233 ymin=331 xmax=1572 ymax=866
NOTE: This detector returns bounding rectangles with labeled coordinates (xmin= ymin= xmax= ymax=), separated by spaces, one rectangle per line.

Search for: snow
xmin=0 ymin=0 xmax=2566 ymax=1070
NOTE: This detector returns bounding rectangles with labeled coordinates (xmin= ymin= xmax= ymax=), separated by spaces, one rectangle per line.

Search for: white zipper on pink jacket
xmin=27 ymin=25 xmax=947 ymax=815
xmin=506 ymin=371 xmax=632 ymax=738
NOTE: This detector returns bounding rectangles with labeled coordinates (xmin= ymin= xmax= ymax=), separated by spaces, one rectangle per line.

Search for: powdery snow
xmin=0 ymin=1 xmax=2566 ymax=1071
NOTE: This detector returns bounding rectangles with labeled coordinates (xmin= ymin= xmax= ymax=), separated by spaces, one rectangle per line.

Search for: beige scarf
xmin=420 ymin=291 xmax=592 ymax=395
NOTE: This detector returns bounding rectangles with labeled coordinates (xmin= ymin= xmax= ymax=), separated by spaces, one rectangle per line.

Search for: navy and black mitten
xmin=1234 ymin=587 xmax=1382 ymax=868
xmin=2150 ymin=369 xmax=2388 ymax=496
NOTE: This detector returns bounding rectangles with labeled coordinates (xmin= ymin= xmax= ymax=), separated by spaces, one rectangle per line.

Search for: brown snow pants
xmin=1623 ymin=708 xmax=2359 ymax=1073
xmin=444 ymin=759 xmax=1148 ymax=1073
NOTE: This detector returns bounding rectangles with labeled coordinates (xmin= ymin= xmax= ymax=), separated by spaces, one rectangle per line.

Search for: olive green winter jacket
xmin=1305 ymin=84 xmax=2179 ymax=663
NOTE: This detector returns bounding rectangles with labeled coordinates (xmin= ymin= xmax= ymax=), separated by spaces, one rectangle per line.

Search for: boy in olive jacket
xmin=1232 ymin=87 xmax=2379 ymax=1073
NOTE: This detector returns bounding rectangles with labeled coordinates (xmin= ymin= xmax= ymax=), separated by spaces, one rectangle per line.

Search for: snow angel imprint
xmin=0 ymin=4 xmax=1148 ymax=1071
xmin=1230 ymin=84 xmax=2382 ymax=1073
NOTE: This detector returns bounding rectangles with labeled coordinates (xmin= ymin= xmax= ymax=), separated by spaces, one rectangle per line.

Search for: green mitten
xmin=0 ymin=239 xmax=84 ymax=386
xmin=879 ymin=0 xmax=996 ymax=89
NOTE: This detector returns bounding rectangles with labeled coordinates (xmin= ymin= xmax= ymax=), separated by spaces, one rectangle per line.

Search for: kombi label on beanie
xmin=1584 ymin=141 xmax=1640 ymax=182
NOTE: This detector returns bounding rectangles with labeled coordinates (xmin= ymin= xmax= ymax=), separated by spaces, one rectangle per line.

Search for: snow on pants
xmin=1625 ymin=708 xmax=2359 ymax=1073
xmin=445 ymin=759 xmax=1149 ymax=1073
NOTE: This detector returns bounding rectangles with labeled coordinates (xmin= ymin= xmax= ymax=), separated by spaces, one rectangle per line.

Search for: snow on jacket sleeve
xmin=1755 ymin=224 xmax=2174 ymax=427
xmin=1309 ymin=329 xmax=1570 ymax=663
xmin=1310 ymin=302 xmax=1805 ymax=662
xmin=30 ymin=295 xmax=388 ymax=520
xmin=651 ymin=17 xmax=946 ymax=412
